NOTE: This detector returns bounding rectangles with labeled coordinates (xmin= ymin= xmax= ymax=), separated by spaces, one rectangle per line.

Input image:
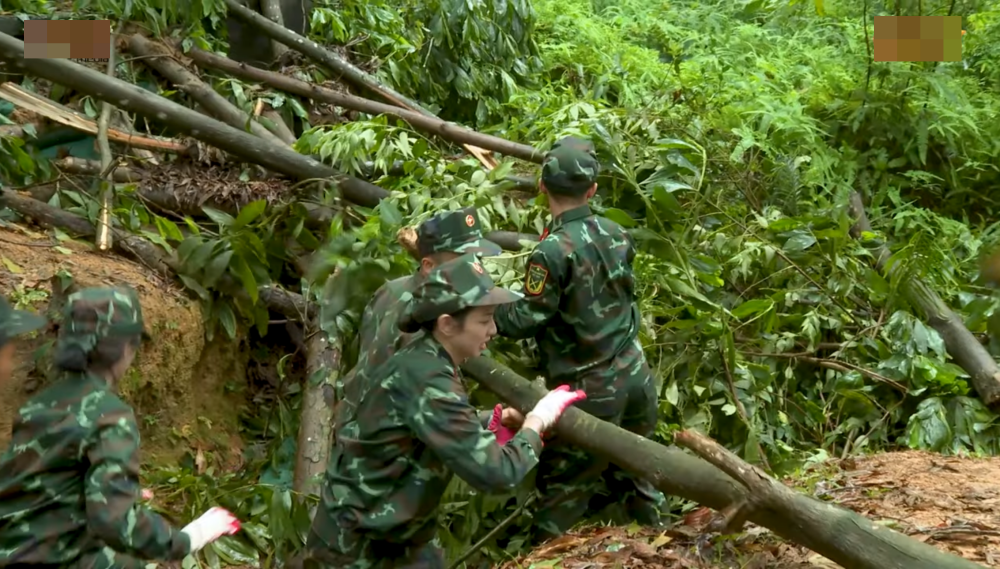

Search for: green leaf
xmin=203 ymin=250 xmax=234 ymax=288
xmin=230 ymin=199 xmax=267 ymax=231
xmin=231 ymin=254 xmax=259 ymax=304
xmin=178 ymin=274 xmax=210 ymax=300
xmin=202 ymin=206 xmax=236 ymax=228
xmin=782 ymin=230 xmax=817 ymax=253
xmin=217 ymin=301 xmax=237 ymax=339
xmin=603 ymin=208 xmax=637 ymax=228
xmin=731 ymin=298 xmax=774 ymax=319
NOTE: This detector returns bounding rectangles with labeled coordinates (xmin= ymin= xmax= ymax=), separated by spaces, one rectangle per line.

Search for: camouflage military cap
xmin=417 ymin=207 xmax=502 ymax=258
xmin=57 ymin=286 xmax=150 ymax=352
xmin=0 ymin=296 xmax=46 ymax=343
xmin=541 ymin=136 xmax=600 ymax=196
xmin=399 ymin=253 xmax=522 ymax=333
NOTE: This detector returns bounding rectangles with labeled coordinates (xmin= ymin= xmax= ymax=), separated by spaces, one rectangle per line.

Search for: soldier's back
xmin=536 ymin=211 xmax=645 ymax=387
xmin=0 ymin=373 xmax=131 ymax=563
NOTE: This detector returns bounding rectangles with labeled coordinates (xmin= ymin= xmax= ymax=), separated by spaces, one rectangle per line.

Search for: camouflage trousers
xmin=1 ymin=546 xmax=150 ymax=568
xmin=291 ymin=511 xmax=445 ymax=569
xmin=531 ymin=364 xmax=668 ymax=543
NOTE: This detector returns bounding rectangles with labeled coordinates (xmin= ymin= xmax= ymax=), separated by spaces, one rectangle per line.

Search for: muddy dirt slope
xmin=0 ymin=222 xmax=248 ymax=466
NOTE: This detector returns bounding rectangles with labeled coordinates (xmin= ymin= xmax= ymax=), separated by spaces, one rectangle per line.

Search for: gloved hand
xmin=487 ymin=404 xmax=517 ymax=445
xmin=182 ymin=507 xmax=241 ymax=553
xmin=524 ymin=385 xmax=587 ymax=433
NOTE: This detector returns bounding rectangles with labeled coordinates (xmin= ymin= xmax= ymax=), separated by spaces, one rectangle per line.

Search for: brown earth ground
xmin=500 ymin=450 xmax=1000 ymax=568
xmin=0 ymin=222 xmax=248 ymax=468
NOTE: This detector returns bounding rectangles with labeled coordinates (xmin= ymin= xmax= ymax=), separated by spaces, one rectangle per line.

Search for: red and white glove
xmin=182 ymin=507 xmax=241 ymax=553
xmin=487 ymin=404 xmax=517 ymax=445
xmin=526 ymin=385 xmax=587 ymax=433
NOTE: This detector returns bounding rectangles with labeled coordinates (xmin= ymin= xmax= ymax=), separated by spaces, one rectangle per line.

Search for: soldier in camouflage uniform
xmin=493 ymin=136 xmax=668 ymax=543
xmin=0 ymin=296 xmax=47 ymax=385
xmin=336 ymin=207 xmax=513 ymax=429
xmin=0 ymin=286 xmax=240 ymax=568
xmin=299 ymin=254 xmax=587 ymax=568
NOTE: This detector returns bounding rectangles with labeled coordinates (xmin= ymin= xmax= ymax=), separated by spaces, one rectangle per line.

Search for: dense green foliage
xmin=3 ymin=0 xmax=1000 ymax=566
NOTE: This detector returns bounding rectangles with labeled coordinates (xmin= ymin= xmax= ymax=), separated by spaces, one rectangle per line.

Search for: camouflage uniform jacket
xmin=0 ymin=372 xmax=190 ymax=564
xmin=335 ymin=273 xmax=420 ymax=430
xmin=494 ymin=205 xmax=649 ymax=393
xmin=319 ymin=332 xmax=542 ymax=541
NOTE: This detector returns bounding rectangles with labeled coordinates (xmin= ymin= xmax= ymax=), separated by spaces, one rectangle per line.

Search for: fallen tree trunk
xmin=127 ymin=35 xmax=287 ymax=147
xmin=461 ymin=356 xmax=986 ymax=569
xmin=184 ymin=47 xmax=543 ymax=164
xmin=0 ymin=32 xmax=388 ymax=208
xmin=294 ymin=321 xmax=341 ymax=498
xmin=221 ymin=0 xmax=499 ymax=169
xmin=848 ymin=192 xmax=1000 ymax=408
xmin=674 ymin=429 xmax=984 ymax=569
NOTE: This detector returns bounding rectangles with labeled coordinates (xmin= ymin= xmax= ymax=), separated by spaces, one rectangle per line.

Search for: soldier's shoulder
xmin=385 ymin=337 xmax=455 ymax=384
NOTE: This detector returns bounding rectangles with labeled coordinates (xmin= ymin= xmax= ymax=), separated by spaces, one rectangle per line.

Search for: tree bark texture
xmin=460 ymin=356 xmax=986 ymax=569
xmin=183 ymin=47 xmax=543 ymax=163
xmin=127 ymin=35 xmax=287 ymax=147
xmin=258 ymin=0 xmax=289 ymax=61
xmin=293 ymin=322 xmax=341 ymax=498
xmin=847 ymin=192 xmax=1000 ymax=408
xmin=0 ymin=32 xmax=388 ymax=208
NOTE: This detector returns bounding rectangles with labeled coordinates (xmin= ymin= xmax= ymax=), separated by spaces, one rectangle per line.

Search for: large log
xmin=848 ymin=192 xmax=1000 ymax=408
xmin=126 ymin=35 xmax=287 ymax=147
xmin=183 ymin=47 xmax=543 ymax=164
xmin=0 ymin=32 xmax=388 ymax=208
xmin=460 ymin=356 xmax=987 ymax=569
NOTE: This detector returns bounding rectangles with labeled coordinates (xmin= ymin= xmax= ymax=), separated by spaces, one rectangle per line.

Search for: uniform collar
xmin=553 ymin=205 xmax=592 ymax=228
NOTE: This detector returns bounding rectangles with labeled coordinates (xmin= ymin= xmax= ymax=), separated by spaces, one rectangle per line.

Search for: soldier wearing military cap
xmin=335 ymin=207 xmax=518 ymax=430
xmin=494 ymin=136 xmax=668 ymax=543
xmin=301 ymin=254 xmax=586 ymax=568
xmin=0 ymin=286 xmax=240 ymax=567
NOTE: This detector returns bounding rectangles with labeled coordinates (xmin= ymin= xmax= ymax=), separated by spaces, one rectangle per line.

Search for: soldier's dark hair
xmin=419 ymin=306 xmax=475 ymax=333
xmin=53 ymin=300 xmax=141 ymax=374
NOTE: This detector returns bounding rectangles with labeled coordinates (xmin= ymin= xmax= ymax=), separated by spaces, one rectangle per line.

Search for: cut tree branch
xmin=0 ymin=83 xmax=193 ymax=155
xmin=183 ymin=47 xmax=542 ymax=164
xmin=221 ymin=0 xmax=501 ymax=169
xmin=462 ymin=356 xmax=987 ymax=569
xmin=0 ymin=32 xmax=388 ymax=208
xmin=848 ymin=191 xmax=1000 ymax=408
xmin=127 ymin=35 xmax=288 ymax=147
xmin=95 ymin=36 xmax=117 ymax=251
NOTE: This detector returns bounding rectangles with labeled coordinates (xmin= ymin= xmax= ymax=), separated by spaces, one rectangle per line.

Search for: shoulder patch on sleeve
xmin=525 ymin=263 xmax=549 ymax=296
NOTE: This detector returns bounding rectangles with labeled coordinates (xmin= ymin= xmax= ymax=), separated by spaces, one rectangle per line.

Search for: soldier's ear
xmin=585 ymin=183 xmax=598 ymax=199
xmin=436 ymin=313 xmax=462 ymax=337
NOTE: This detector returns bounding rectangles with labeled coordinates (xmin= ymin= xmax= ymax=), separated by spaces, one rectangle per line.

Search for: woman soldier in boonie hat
xmin=0 ymin=286 xmax=241 ymax=567
xmin=300 ymin=254 xmax=587 ymax=568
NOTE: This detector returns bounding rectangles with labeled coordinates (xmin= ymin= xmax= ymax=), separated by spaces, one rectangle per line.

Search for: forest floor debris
xmin=502 ymin=450 xmax=1000 ymax=568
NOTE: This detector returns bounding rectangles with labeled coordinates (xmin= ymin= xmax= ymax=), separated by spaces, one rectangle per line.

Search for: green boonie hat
xmin=57 ymin=286 xmax=150 ymax=353
xmin=541 ymin=136 xmax=600 ymax=196
xmin=0 ymin=296 xmax=47 ymax=343
xmin=399 ymin=253 xmax=522 ymax=333
xmin=417 ymin=207 xmax=502 ymax=258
